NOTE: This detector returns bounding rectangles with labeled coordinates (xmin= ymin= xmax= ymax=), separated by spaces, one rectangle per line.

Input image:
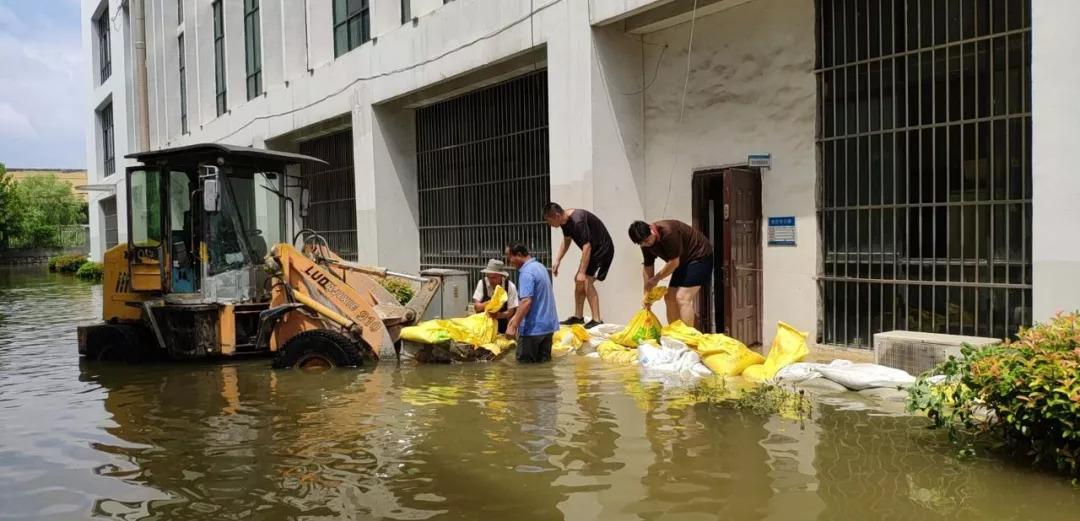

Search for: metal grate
xmin=101 ymin=196 xmax=119 ymax=250
xmin=99 ymin=102 xmax=114 ymax=176
xmin=299 ymin=130 xmax=358 ymax=260
xmin=416 ymin=70 xmax=550 ymax=289
xmin=816 ymin=0 xmax=1032 ymax=348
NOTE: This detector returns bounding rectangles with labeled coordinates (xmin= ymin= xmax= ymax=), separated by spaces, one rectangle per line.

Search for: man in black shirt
xmin=544 ymin=202 xmax=615 ymax=329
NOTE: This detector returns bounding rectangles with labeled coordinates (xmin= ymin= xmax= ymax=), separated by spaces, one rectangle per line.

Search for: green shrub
xmin=75 ymin=261 xmax=103 ymax=283
xmin=381 ymin=278 xmax=415 ymax=305
xmin=49 ymin=254 xmax=88 ymax=274
xmin=907 ymin=312 xmax=1080 ymax=477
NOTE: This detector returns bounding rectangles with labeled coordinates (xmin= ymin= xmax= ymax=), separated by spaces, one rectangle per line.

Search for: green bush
xmin=381 ymin=278 xmax=415 ymax=305
xmin=49 ymin=254 xmax=88 ymax=274
xmin=907 ymin=312 xmax=1080 ymax=477
xmin=75 ymin=261 xmax=103 ymax=283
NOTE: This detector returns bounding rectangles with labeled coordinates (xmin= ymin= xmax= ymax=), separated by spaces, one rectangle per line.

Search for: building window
xmin=244 ymin=0 xmax=262 ymax=100
xmin=178 ymin=34 xmax=188 ymax=134
xmin=95 ymin=7 xmax=111 ymax=83
xmin=177 ymin=0 xmax=183 ymax=23
xmin=213 ymin=0 xmax=227 ymax=116
xmin=98 ymin=102 xmax=114 ymax=176
xmin=401 ymin=0 xmax=410 ymax=24
xmin=816 ymin=0 xmax=1032 ymax=347
xmin=101 ymin=196 xmax=119 ymax=250
xmin=333 ymin=0 xmax=370 ymax=58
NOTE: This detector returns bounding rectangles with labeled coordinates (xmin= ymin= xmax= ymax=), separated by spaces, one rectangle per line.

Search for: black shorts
xmin=516 ymin=333 xmax=553 ymax=363
xmin=585 ymin=249 xmax=614 ymax=282
xmin=670 ymin=257 xmax=713 ymax=288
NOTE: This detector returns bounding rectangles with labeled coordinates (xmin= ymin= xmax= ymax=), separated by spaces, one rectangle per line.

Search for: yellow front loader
xmin=77 ymin=144 xmax=445 ymax=369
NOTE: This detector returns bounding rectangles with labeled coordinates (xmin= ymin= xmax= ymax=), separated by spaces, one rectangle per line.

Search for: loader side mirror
xmin=300 ymin=188 xmax=310 ymax=219
xmin=203 ymin=178 xmax=221 ymax=213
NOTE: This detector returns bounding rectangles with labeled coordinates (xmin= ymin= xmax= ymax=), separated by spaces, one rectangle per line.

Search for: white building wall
xmin=639 ymin=0 xmax=818 ymax=343
xmin=1031 ymin=0 xmax=1080 ymax=321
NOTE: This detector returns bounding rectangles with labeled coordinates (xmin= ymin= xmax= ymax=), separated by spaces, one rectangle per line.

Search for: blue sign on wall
xmin=767 ymin=216 xmax=796 ymax=246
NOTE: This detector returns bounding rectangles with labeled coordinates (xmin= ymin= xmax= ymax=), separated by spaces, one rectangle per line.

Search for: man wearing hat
xmin=472 ymin=259 xmax=520 ymax=334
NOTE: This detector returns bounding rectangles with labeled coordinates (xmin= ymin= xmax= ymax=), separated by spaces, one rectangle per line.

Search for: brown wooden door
xmin=723 ymin=168 xmax=762 ymax=346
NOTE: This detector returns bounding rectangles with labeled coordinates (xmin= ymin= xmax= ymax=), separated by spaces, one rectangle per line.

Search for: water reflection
xmin=1 ymin=267 xmax=1079 ymax=520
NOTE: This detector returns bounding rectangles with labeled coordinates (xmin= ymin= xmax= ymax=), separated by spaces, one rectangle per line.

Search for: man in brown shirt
xmin=628 ymin=220 xmax=713 ymax=327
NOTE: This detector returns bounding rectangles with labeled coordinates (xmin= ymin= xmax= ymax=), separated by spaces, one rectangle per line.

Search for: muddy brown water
xmin=0 ymin=267 xmax=1077 ymax=520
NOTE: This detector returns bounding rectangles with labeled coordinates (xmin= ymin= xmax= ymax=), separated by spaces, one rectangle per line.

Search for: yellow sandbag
xmin=741 ymin=364 xmax=767 ymax=382
xmin=661 ymin=320 xmax=704 ymax=347
xmin=597 ymin=340 xmax=639 ymax=364
xmin=610 ymin=287 xmax=667 ymax=347
xmin=483 ymin=285 xmax=508 ymax=313
xmin=698 ymin=334 xmax=765 ymax=376
xmin=400 ymin=286 xmax=508 ymax=346
xmin=400 ymin=320 xmax=453 ymax=344
xmin=552 ymin=324 xmax=590 ymax=357
xmin=761 ymin=321 xmax=809 ymax=378
xmin=479 ymin=336 xmax=516 ymax=357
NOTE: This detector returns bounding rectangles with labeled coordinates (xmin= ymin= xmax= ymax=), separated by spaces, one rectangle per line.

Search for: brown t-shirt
xmin=640 ymin=220 xmax=712 ymax=266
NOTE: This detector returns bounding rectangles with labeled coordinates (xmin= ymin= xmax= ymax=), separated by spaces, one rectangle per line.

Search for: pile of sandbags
xmin=400 ymin=286 xmax=511 ymax=361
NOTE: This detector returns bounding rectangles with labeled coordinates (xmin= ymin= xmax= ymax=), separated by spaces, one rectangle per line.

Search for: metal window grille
xmin=177 ymin=0 xmax=183 ymax=23
xmin=816 ymin=0 xmax=1032 ymax=348
xmin=244 ymin=0 xmax=262 ymax=100
xmin=97 ymin=8 xmax=111 ymax=83
xmin=299 ymin=130 xmax=358 ymax=260
xmin=213 ymin=1 xmax=227 ymax=116
xmin=99 ymin=103 xmax=114 ymax=176
xmin=416 ymin=71 xmax=551 ymax=290
xmin=101 ymin=196 xmax=119 ymax=250
xmin=178 ymin=34 xmax=188 ymax=134
xmin=333 ymin=0 xmax=370 ymax=58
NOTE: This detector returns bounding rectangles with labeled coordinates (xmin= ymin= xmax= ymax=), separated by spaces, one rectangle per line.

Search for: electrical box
xmin=420 ymin=268 xmax=470 ymax=321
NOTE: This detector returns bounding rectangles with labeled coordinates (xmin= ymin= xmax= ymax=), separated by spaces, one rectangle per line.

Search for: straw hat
xmin=480 ymin=259 xmax=509 ymax=277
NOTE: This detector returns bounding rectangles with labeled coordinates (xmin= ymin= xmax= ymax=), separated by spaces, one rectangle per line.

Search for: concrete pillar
xmin=1031 ymin=0 xmax=1080 ymax=320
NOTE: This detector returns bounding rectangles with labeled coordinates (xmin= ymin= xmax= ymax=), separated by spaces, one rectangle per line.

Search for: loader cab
xmin=125 ymin=144 xmax=325 ymax=302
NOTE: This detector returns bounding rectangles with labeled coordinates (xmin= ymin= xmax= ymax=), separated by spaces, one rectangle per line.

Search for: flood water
xmin=0 ymin=266 xmax=1077 ymax=520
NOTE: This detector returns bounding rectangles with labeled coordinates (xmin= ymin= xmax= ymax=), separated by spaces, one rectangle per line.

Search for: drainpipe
xmin=131 ymin=0 xmax=151 ymax=152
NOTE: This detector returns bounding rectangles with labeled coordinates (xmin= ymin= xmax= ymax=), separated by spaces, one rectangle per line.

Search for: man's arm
xmin=642 ymin=265 xmax=656 ymax=292
xmin=506 ymin=298 xmax=533 ymax=337
xmin=553 ymin=237 xmax=571 ymax=277
xmin=474 ymin=300 xmax=487 ymax=313
xmin=646 ymin=258 xmax=681 ymax=290
xmin=575 ymin=243 xmax=592 ymax=282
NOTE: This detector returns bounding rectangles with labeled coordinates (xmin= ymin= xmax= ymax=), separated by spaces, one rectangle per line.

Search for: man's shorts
xmin=516 ymin=333 xmax=553 ymax=363
xmin=584 ymin=249 xmax=614 ymax=282
xmin=670 ymin=256 xmax=714 ymax=288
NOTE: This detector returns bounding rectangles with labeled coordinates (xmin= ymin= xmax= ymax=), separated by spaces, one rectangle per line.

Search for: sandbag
xmin=400 ymin=286 xmax=507 ymax=346
xmin=638 ymin=337 xmax=703 ymax=375
xmin=661 ymin=320 xmax=704 ymax=347
xmin=761 ymin=321 xmax=810 ymax=378
xmin=553 ymin=324 xmax=589 ymax=357
xmin=697 ymin=334 xmax=765 ymax=376
xmin=478 ymin=336 xmax=517 ymax=358
xmin=596 ymin=340 xmax=639 ymax=364
xmin=813 ymin=360 xmax=916 ymax=390
xmin=610 ymin=287 xmax=667 ymax=347
xmin=741 ymin=364 xmax=768 ymax=381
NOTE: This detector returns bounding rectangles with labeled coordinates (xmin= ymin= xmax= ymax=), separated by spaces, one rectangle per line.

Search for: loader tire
xmin=272 ymin=329 xmax=366 ymax=370
xmin=86 ymin=324 xmax=145 ymax=363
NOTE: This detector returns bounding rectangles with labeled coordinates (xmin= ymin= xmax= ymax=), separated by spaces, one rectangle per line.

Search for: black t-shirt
xmin=561 ymin=209 xmax=614 ymax=259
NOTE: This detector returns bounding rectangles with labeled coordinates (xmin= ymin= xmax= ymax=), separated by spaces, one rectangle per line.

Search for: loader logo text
xmin=303 ymin=265 xmax=360 ymax=313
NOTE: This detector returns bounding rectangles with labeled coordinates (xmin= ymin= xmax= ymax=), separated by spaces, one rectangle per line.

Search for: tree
xmin=0 ymin=162 xmax=15 ymax=249
xmin=8 ymin=174 xmax=86 ymax=248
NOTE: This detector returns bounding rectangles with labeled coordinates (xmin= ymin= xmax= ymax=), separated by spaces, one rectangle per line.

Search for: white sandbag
xmin=584 ymin=352 xmax=600 ymax=359
xmin=637 ymin=337 xmax=703 ymax=375
xmin=690 ymin=363 xmax=714 ymax=378
xmin=814 ymin=359 xmax=916 ymax=390
xmin=774 ymin=363 xmax=828 ymax=383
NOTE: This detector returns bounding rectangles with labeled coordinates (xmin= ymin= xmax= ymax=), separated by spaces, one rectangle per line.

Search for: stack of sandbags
xmin=552 ymin=324 xmax=590 ymax=357
xmin=741 ymin=322 xmax=810 ymax=381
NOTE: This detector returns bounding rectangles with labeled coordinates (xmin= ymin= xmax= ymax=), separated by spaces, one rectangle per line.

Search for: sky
xmin=0 ymin=0 xmax=86 ymax=169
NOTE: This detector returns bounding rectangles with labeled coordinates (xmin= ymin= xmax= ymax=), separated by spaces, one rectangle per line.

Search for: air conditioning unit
xmin=873 ymin=330 xmax=1001 ymax=376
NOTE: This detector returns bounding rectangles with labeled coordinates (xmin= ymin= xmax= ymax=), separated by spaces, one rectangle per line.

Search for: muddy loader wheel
xmin=272 ymin=329 xmax=366 ymax=370
xmin=86 ymin=324 xmax=145 ymax=363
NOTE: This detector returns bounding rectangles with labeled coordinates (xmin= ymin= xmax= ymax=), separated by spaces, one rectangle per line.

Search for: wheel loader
xmin=77 ymin=143 xmax=448 ymax=369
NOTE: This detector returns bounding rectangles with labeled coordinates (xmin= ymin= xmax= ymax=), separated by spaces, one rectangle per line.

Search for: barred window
xmin=96 ymin=7 xmax=111 ymax=83
xmin=244 ymin=0 xmax=262 ymax=100
xmin=99 ymin=102 xmax=114 ymax=176
xmin=179 ymin=34 xmax=188 ymax=134
xmin=816 ymin=0 xmax=1032 ymax=347
xmin=213 ymin=0 xmax=227 ymax=116
xmin=333 ymin=0 xmax=370 ymax=58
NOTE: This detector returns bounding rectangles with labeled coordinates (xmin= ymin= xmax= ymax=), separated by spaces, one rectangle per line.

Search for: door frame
xmin=691 ymin=165 xmax=764 ymax=343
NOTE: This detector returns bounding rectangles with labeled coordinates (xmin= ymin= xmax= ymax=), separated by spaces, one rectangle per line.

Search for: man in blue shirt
xmin=504 ymin=243 xmax=559 ymax=363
